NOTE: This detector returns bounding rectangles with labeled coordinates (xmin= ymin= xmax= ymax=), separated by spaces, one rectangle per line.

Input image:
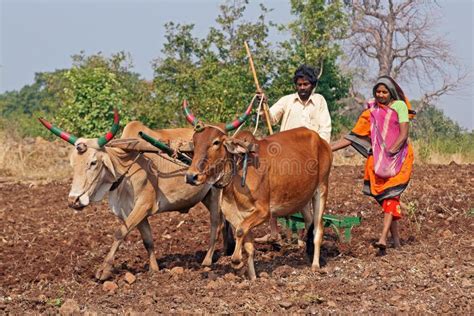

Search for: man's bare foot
xmin=254 ymin=233 xmax=282 ymax=244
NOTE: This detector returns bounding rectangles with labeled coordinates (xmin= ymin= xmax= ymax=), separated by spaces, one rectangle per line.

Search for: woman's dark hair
xmin=293 ymin=65 xmax=318 ymax=86
xmin=373 ymin=75 xmax=406 ymax=101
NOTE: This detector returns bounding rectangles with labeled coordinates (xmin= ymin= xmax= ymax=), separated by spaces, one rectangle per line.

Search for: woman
xmin=331 ymin=76 xmax=415 ymax=256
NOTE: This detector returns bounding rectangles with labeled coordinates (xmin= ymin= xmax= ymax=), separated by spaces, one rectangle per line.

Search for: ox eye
xmin=212 ymin=140 xmax=221 ymax=146
xmin=90 ymin=160 xmax=98 ymax=167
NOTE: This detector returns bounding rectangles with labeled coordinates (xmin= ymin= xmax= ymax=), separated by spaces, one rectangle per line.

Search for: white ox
xmin=39 ymin=113 xmax=232 ymax=280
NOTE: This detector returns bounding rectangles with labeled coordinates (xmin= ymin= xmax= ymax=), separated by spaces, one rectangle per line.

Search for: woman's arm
xmin=331 ymin=138 xmax=352 ymax=152
xmin=388 ymin=122 xmax=409 ymax=154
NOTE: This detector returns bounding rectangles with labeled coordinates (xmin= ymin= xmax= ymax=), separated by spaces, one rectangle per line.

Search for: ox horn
xmin=96 ymin=109 xmax=120 ymax=147
xmin=38 ymin=118 xmax=78 ymax=145
xmin=38 ymin=109 xmax=120 ymax=147
xmin=182 ymin=99 xmax=200 ymax=127
xmin=182 ymin=99 xmax=253 ymax=132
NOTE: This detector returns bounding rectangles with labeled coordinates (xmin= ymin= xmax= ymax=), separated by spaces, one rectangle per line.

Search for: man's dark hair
xmin=293 ymin=65 xmax=318 ymax=86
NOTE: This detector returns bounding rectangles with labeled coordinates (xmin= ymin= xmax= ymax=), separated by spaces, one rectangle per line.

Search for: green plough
xmin=278 ymin=212 xmax=362 ymax=243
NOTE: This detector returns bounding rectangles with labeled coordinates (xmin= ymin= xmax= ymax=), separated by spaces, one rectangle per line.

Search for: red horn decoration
xmin=182 ymin=100 xmax=199 ymax=126
xmin=97 ymin=109 xmax=120 ymax=147
xmin=38 ymin=109 xmax=120 ymax=147
xmin=224 ymin=101 xmax=253 ymax=132
xmin=38 ymin=118 xmax=78 ymax=145
xmin=182 ymin=99 xmax=253 ymax=132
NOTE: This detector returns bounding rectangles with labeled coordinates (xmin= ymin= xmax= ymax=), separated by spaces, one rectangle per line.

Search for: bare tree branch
xmin=345 ymin=0 xmax=469 ymax=103
xmin=418 ymin=70 xmax=471 ymax=112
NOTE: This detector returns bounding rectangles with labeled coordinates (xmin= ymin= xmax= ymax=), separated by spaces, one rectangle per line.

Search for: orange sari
xmin=350 ymin=109 xmax=414 ymax=204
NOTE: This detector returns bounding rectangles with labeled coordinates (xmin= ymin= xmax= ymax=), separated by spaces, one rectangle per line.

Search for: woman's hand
xmin=331 ymin=138 xmax=352 ymax=152
xmin=388 ymin=122 xmax=409 ymax=155
xmin=387 ymin=147 xmax=400 ymax=156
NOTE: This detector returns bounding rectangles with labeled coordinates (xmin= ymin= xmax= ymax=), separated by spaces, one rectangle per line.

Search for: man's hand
xmin=255 ymin=92 xmax=268 ymax=104
xmin=255 ymin=92 xmax=268 ymax=116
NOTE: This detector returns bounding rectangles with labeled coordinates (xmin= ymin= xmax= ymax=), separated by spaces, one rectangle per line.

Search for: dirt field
xmin=1 ymin=164 xmax=473 ymax=314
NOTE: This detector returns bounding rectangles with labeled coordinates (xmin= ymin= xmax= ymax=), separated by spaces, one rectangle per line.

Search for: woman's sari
xmin=345 ymin=101 xmax=414 ymax=204
xmin=368 ymin=100 xmax=408 ymax=178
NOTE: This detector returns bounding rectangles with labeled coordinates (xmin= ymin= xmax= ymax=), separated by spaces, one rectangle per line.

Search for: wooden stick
xmin=244 ymin=41 xmax=273 ymax=135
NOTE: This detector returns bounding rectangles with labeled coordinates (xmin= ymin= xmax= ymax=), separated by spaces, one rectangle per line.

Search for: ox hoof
xmin=95 ymin=267 xmax=113 ymax=281
xmin=231 ymin=261 xmax=244 ymax=270
xmin=201 ymin=258 xmax=212 ymax=267
xmin=100 ymin=269 xmax=113 ymax=281
xmin=149 ymin=259 xmax=160 ymax=272
xmin=231 ymin=255 xmax=242 ymax=265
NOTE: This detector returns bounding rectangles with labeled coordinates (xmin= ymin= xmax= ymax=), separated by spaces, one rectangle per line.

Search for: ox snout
xmin=67 ymin=196 xmax=87 ymax=210
xmin=185 ymin=172 xmax=199 ymax=185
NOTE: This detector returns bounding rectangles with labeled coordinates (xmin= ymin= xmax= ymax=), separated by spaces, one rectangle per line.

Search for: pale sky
xmin=1 ymin=0 xmax=473 ymax=130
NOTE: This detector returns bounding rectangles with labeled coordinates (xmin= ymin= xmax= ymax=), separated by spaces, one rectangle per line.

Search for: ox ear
xmin=101 ymin=153 xmax=116 ymax=178
xmin=223 ymin=138 xmax=250 ymax=155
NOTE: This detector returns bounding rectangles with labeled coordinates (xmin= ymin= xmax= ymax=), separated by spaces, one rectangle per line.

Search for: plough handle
xmin=244 ymin=41 xmax=273 ymax=135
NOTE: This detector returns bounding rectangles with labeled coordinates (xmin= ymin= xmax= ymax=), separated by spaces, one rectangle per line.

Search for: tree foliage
xmin=270 ymin=0 xmax=351 ymax=134
xmin=410 ymin=101 xmax=466 ymax=140
xmin=51 ymin=52 xmax=144 ymax=137
xmin=151 ymin=0 xmax=351 ymax=136
xmin=0 ymin=72 xmax=60 ymax=138
xmin=151 ymin=0 xmax=275 ymax=128
xmin=4 ymin=0 xmax=468 ymax=143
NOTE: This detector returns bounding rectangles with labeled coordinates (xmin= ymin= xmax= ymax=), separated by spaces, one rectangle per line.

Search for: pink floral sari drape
xmin=368 ymin=101 xmax=408 ymax=179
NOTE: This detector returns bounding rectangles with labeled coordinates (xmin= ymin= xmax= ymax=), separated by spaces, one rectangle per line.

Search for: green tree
xmin=0 ymin=73 xmax=52 ymax=116
xmin=410 ymin=101 xmax=474 ymax=159
xmin=269 ymin=0 xmax=351 ymax=136
xmin=151 ymin=0 xmax=351 ymax=136
xmin=1 ymin=0 xmax=353 ymax=139
xmin=52 ymin=52 xmax=145 ymax=137
xmin=0 ymin=72 xmax=62 ymax=138
xmin=0 ymin=53 xmax=152 ymax=138
xmin=411 ymin=101 xmax=466 ymax=140
xmin=151 ymin=0 xmax=276 ymax=127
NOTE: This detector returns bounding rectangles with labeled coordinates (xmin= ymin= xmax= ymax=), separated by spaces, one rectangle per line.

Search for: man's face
xmin=295 ymin=77 xmax=314 ymax=101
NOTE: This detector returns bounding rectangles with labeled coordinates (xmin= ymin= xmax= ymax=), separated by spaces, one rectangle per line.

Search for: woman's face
xmin=375 ymin=84 xmax=392 ymax=105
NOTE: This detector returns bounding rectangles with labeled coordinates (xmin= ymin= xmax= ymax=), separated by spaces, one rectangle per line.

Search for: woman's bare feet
xmin=372 ymin=241 xmax=387 ymax=256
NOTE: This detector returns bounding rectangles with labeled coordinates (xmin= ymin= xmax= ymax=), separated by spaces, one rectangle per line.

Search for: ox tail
xmin=223 ymin=220 xmax=236 ymax=256
xmin=306 ymin=223 xmax=315 ymax=261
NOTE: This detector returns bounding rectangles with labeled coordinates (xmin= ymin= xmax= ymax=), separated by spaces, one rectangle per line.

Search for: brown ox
xmin=39 ymin=113 xmax=231 ymax=280
xmin=182 ymin=101 xmax=332 ymax=280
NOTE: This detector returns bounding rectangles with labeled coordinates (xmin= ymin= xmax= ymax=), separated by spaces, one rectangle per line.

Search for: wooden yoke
xmin=244 ymin=41 xmax=273 ymax=135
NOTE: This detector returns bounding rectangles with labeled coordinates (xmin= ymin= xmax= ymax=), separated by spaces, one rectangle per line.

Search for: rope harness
xmin=202 ymin=94 xmax=262 ymax=188
xmin=109 ymin=152 xmax=143 ymax=191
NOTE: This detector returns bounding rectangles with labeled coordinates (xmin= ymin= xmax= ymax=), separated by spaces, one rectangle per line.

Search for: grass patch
xmin=404 ymin=201 xmax=421 ymax=232
xmin=412 ymin=135 xmax=474 ymax=164
xmin=0 ymin=131 xmax=71 ymax=181
xmin=332 ymin=138 xmax=474 ymax=166
xmin=47 ymin=298 xmax=63 ymax=308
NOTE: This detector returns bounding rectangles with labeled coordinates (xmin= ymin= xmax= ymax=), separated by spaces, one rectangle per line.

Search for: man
xmin=255 ymin=64 xmax=332 ymax=243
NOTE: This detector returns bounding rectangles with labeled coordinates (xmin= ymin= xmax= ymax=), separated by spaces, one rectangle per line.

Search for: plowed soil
xmin=1 ymin=164 xmax=473 ymax=314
